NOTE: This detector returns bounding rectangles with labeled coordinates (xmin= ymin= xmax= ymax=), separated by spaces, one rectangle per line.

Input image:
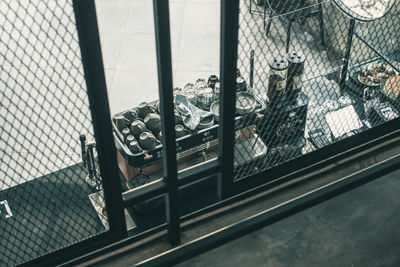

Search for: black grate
xmin=0 ymin=1 xmax=106 ymax=266
xmin=233 ymin=0 xmax=400 ymax=181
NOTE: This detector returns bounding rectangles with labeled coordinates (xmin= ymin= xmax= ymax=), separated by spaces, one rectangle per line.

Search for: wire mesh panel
xmin=233 ymin=0 xmax=400 ymax=181
xmin=0 ymin=0 xmax=109 ymax=265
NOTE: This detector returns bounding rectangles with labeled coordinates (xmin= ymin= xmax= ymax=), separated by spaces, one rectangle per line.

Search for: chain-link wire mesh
xmin=0 ymin=1 xmax=108 ymax=265
xmin=233 ymin=0 xmax=400 ymax=181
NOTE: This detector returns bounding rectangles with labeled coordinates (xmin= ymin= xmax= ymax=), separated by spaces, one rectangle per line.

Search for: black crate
xmin=113 ymin=88 xmax=267 ymax=168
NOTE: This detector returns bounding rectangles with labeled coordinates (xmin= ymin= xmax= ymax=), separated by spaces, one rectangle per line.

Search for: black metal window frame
xmin=19 ymin=0 xmax=400 ymax=266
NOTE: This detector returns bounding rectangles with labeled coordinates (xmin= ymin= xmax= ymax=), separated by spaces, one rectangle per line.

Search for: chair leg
xmin=249 ymin=0 xmax=253 ymax=15
xmin=286 ymin=21 xmax=292 ymax=53
xmin=318 ymin=0 xmax=325 ymax=46
xmin=266 ymin=9 xmax=273 ymax=36
xmin=263 ymin=2 xmax=267 ymax=29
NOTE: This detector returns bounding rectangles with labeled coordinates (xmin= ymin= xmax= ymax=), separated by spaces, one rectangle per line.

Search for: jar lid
xmin=287 ymin=51 xmax=305 ymax=64
xmin=208 ymin=75 xmax=219 ymax=82
xmin=268 ymin=57 xmax=289 ymax=71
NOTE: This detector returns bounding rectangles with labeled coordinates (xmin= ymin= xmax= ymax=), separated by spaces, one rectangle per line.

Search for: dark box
xmin=259 ymin=92 xmax=309 ymax=147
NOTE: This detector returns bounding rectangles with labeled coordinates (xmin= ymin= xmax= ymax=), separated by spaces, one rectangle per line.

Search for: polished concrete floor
xmin=176 ymin=169 xmax=400 ymax=267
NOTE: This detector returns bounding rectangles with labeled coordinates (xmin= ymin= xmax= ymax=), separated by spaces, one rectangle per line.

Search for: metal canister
xmin=286 ymin=52 xmax=305 ymax=101
xmin=208 ymin=75 xmax=219 ymax=89
xmin=267 ymin=57 xmax=288 ymax=104
xmin=130 ymin=120 xmax=147 ymax=138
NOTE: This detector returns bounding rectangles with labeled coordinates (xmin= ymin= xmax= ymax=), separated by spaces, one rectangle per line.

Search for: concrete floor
xmin=176 ymin=169 xmax=400 ymax=267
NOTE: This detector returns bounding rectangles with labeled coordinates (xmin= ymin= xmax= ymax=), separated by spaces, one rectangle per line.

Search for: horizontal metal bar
xmin=62 ymin=224 xmax=168 ymax=267
xmin=135 ymin=154 xmax=400 ymax=267
xmin=178 ymin=159 xmax=220 ymax=186
xmin=122 ymin=160 xmax=220 ymax=207
xmin=23 ymin=232 xmax=118 ymax=267
xmin=122 ymin=179 xmax=167 ymax=207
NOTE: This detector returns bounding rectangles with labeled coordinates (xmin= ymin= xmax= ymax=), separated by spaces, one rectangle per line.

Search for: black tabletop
xmin=0 ymin=164 xmax=104 ymax=266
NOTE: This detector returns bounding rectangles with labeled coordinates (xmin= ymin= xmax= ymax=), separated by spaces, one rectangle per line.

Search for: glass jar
xmin=286 ymin=51 xmax=305 ymax=101
xmin=183 ymin=83 xmax=197 ymax=105
xmin=267 ymin=57 xmax=288 ymax=104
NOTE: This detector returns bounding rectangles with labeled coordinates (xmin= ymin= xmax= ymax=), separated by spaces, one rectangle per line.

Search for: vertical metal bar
xmin=317 ymin=0 xmax=325 ymax=46
xmin=218 ymin=0 xmax=240 ymax=199
xmin=153 ymin=0 xmax=181 ymax=246
xmin=250 ymin=50 xmax=254 ymax=88
xmin=340 ymin=18 xmax=355 ymax=87
xmin=73 ymin=0 xmax=127 ymax=237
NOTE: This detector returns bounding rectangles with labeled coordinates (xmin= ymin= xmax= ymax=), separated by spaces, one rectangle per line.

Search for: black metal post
xmin=73 ymin=0 xmax=127 ymax=237
xmin=250 ymin=50 xmax=254 ymax=88
xmin=340 ymin=18 xmax=355 ymax=87
xmin=153 ymin=0 xmax=181 ymax=246
xmin=218 ymin=0 xmax=240 ymax=199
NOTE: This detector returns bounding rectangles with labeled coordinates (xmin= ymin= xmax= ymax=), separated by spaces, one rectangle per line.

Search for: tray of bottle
xmin=112 ymin=87 xmax=266 ymax=168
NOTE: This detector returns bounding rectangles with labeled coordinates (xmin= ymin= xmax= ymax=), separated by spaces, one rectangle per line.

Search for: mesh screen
xmin=0 ymin=0 xmax=107 ymax=265
xmin=233 ymin=0 xmax=400 ymax=181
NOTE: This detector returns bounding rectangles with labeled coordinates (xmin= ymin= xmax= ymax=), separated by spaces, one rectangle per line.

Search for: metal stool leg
xmin=250 ymin=0 xmax=253 ymax=15
xmin=263 ymin=2 xmax=267 ymax=29
xmin=286 ymin=20 xmax=292 ymax=53
xmin=266 ymin=9 xmax=273 ymax=35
